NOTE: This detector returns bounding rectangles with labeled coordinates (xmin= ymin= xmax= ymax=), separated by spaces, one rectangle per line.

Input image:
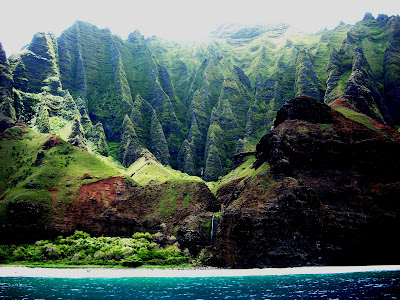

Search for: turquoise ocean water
xmin=1 ymin=271 xmax=399 ymax=299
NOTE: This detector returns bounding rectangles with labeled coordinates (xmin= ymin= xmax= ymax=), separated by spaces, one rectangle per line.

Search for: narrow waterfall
xmin=210 ymin=214 xmax=216 ymax=242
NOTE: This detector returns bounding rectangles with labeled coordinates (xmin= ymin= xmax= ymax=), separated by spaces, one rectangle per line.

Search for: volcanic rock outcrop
xmin=212 ymin=96 xmax=400 ymax=267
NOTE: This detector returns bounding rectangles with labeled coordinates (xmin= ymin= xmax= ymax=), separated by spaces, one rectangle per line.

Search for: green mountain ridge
xmin=1 ymin=10 xmax=400 ymax=267
xmin=1 ymin=13 xmax=400 ymax=181
xmin=1 ymin=93 xmax=399 ymax=267
xmin=0 ymin=124 xmax=214 ymax=244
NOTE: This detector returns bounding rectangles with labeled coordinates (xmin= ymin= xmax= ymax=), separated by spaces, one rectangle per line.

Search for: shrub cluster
xmin=0 ymin=231 xmax=190 ymax=267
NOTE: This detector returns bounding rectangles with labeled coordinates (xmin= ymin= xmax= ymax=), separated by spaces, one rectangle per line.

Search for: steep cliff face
xmin=3 ymin=31 xmax=110 ymax=157
xmin=238 ymin=79 xmax=284 ymax=153
xmin=343 ymin=49 xmax=392 ymax=125
xmin=3 ymin=14 xmax=400 ymax=178
xmin=384 ymin=16 xmax=400 ymax=124
xmin=0 ymin=42 xmax=16 ymax=131
xmin=61 ymin=176 xmax=218 ymax=238
xmin=10 ymin=32 xmax=61 ymax=94
xmin=119 ymin=115 xmax=143 ymax=168
xmin=57 ymin=21 xmax=133 ymax=140
xmin=294 ymin=49 xmax=321 ymax=100
xmin=212 ymin=96 xmax=400 ymax=267
xmin=324 ymin=14 xmax=398 ymax=125
xmin=88 ymin=121 xmax=109 ymax=156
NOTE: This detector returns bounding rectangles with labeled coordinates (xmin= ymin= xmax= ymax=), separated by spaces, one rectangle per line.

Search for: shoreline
xmin=1 ymin=265 xmax=400 ymax=278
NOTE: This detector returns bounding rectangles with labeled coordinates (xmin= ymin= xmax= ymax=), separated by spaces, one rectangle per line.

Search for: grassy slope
xmin=0 ymin=126 xmax=121 ymax=220
xmin=332 ymin=105 xmax=400 ymax=140
xmin=0 ymin=124 xmax=205 ymax=202
xmin=207 ymin=155 xmax=269 ymax=194
xmin=127 ymin=156 xmax=202 ymax=186
xmin=0 ymin=126 xmax=206 ymax=204
xmin=0 ymin=125 xmax=210 ymax=243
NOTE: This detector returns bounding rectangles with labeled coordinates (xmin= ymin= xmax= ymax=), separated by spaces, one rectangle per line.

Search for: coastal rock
xmin=273 ymin=95 xmax=333 ymax=128
xmin=177 ymin=212 xmax=218 ymax=256
xmin=213 ymin=96 xmax=400 ymax=267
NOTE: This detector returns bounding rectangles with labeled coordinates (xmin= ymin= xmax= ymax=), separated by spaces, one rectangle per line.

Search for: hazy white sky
xmin=1 ymin=0 xmax=399 ymax=57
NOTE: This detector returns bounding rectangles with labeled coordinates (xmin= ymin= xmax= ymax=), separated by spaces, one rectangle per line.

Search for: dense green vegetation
xmin=4 ymin=14 xmax=398 ymax=181
xmin=0 ymin=231 xmax=190 ymax=267
xmin=2 ymin=14 xmax=400 ymax=268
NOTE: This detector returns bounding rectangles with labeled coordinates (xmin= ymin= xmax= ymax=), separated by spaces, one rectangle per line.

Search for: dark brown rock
xmin=232 ymin=152 xmax=255 ymax=168
xmin=33 ymin=151 xmax=45 ymax=166
xmin=41 ymin=134 xmax=61 ymax=150
xmin=274 ymin=96 xmax=334 ymax=128
xmin=213 ymin=96 xmax=400 ymax=268
xmin=177 ymin=212 xmax=216 ymax=256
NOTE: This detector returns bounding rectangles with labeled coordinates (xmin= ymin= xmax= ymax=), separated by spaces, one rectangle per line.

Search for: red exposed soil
xmin=46 ymin=185 xmax=58 ymax=206
xmin=46 ymin=185 xmax=58 ymax=218
xmin=330 ymin=98 xmax=359 ymax=111
xmin=15 ymin=122 xmax=28 ymax=128
xmin=60 ymin=176 xmax=218 ymax=238
xmin=371 ymin=119 xmax=400 ymax=142
xmin=62 ymin=177 xmax=130 ymax=234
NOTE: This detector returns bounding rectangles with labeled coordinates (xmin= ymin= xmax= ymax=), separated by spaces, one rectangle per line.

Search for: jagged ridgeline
xmin=1 ymin=13 xmax=400 ymax=180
